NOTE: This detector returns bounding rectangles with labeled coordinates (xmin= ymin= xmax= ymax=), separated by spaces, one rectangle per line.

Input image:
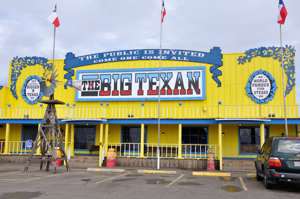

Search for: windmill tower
xmin=24 ymin=71 xmax=70 ymax=173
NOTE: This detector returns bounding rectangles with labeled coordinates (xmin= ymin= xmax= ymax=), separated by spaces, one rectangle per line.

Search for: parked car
xmin=255 ymin=137 xmax=300 ymax=189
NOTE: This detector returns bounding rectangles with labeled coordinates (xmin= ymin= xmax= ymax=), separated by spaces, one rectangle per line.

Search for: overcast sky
xmin=0 ymin=0 xmax=299 ymax=101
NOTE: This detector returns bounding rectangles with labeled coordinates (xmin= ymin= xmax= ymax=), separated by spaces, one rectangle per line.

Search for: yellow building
xmin=0 ymin=46 xmax=299 ymax=170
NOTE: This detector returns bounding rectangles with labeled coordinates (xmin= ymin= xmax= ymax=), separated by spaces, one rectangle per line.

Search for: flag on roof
xmin=161 ymin=0 xmax=167 ymax=23
xmin=278 ymin=0 xmax=288 ymax=25
xmin=48 ymin=4 xmax=60 ymax=28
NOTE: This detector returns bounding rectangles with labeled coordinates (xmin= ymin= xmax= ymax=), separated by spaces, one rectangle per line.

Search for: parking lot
xmin=0 ymin=163 xmax=299 ymax=199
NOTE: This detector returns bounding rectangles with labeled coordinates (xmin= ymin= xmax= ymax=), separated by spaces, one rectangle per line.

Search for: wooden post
xmin=178 ymin=124 xmax=182 ymax=159
xmin=4 ymin=123 xmax=10 ymax=154
xmin=140 ymin=124 xmax=145 ymax=158
xmin=218 ymin=123 xmax=223 ymax=170
xmin=260 ymin=123 xmax=265 ymax=148
xmin=99 ymin=124 xmax=104 ymax=167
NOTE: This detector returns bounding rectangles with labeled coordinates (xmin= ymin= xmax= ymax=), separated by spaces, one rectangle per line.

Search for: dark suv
xmin=255 ymin=137 xmax=300 ymax=189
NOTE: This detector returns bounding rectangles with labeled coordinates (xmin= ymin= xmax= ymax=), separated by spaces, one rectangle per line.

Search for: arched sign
xmin=22 ymin=76 xmax=43 ymax=104
xmin=246 ymin=70 xmax=277 ymax=104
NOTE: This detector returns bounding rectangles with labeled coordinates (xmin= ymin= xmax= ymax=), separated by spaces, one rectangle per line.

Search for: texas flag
xmin=277 ymin=0 xmax=288 ymax=25
xmin=161 ymin=0 xmax=167 ymax=23
xmin=48 ymin=5 xmax=60 ymax=28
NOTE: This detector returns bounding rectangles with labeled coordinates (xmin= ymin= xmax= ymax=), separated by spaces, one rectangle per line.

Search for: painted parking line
xmin=166 ymin=174 xmax=185 ymax=188
xmin=239 ymin=176 xmax=248 ymax=191
xmin=0 ymin=171 xmax=21 ymax=176
xmin=95 ymin=173 xmax=128 ymax=184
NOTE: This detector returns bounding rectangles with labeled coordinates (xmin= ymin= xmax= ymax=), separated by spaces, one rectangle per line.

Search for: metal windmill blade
xmin=40 ymin=70 xmax=58 ymax=97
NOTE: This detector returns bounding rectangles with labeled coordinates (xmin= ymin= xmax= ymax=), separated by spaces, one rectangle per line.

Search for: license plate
xmin=294 ymin=161 xmax=300 ymax=167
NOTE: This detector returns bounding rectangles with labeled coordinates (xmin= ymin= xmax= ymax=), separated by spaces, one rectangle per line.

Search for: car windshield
xmin=276 ymin=139 xmax=300 ymax=154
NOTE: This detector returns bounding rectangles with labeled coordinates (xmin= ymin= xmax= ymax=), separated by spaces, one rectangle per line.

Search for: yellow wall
xmin=0 ymin=125 xmax=5 ymax=140
xmin=147 ymin=124 xmax=178 ymax=144
xmin=1 ymin=52 xmax=297 ymax=120
xmin=8 ymin=124 xmax=21 ymax=141
xmin=108 ymin=125 xmax=121 ymax=143
xmin=269 ymin=125 xmax=297 ymax=137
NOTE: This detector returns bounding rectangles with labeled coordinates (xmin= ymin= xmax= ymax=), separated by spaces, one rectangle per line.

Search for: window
xmin=239 ymin=126 xmax=269 ymax=154
xmin=121 ymin=126 xmax=147 ymax=155
xmin=122 ymin=126 xmax=146 ymax=143
xmin=182 ymin=127 xmax=208 ymax=144
xmin=74 ymin=125 xmax=96 ymax=151
xmin=182 ymin=127 xmax=208 ymax=155
xmin=22 ymin=125 xmax=38 ymax=142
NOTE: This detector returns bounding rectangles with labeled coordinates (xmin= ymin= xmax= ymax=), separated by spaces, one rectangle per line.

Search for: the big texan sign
xmin=76 ymin=67 xmax=205 ymax=101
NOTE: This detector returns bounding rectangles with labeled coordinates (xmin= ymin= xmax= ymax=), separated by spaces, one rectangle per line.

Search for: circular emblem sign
xmin=246 ymin=70 xmax=276 ymax=104
xmin=22 ymin=76 xmax=43 ymax=104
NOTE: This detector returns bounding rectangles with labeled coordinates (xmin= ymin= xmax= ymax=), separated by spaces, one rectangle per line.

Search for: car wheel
xmin=263 ymin=173 xmax=273 ymax=189
xmin=256 ymin=171 xmax=263 ymax=181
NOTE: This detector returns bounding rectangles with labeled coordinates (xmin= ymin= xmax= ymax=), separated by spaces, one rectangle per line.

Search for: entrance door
xmin=182 ymin=127 xmax=208 ymax=157
xmin=74 ymin=125 xmax=96 ymax=154
xmin=22 ymin=125 xmax=38 ymax=150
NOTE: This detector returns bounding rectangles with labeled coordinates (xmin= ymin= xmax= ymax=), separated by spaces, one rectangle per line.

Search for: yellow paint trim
xmin=4 ymin=124 xmax=10 ymax=154
xmin=104 ymin=124 xmax=109 ymax=156
xmin=192 ymin=171 xmax=231 ymax=177
xmin=140 ymin=123 xmax=145 ymax=158
xmin=64 ymin=124 xmax=69 ymax=154
xmin=87 ymin=168 xmax=125 ymax=173
xmin=218 ymin=123 xmax=223 ymax=170
xmin=178 ymin=124 xmax=182 ymax=159
xmin=137 ymin=169 xmax=177 ymax=175
xmin=260 ymin=123 xmax=265 ymax=147
xmin=99 ymin=124 xmax=104 ymax=167
xmin=70 ymin=124 xmax=74 ymax=157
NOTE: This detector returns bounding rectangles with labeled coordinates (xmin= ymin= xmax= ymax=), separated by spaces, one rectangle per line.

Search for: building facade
xmin=0 ymin=46 xmax=299 ymax=170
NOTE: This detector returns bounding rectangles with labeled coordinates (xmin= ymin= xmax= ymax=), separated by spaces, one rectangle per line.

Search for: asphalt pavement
xmin=0 ymin=163 xmax=299 ymax=199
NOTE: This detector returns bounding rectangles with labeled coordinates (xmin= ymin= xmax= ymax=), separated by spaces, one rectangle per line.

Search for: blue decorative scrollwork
xmin=64 ymin=48 xmax=223 ymax=88
xmin=208 ymin=47 xmax=223 ymax=87
xmin=245 ymin=70 xmax=277 ymax=104
xmin=10 ymin=57 xmax=52 ymax=99
xmin=238 ymin=46 xmax=296 ymax=96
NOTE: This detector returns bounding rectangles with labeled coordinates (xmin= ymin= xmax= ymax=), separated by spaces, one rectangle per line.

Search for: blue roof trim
xmin=107 ymin=119 xmax=218 ymax=125
xmin=1 ymin=118 xmax=300 ymax=125
xmin=0 ymin=119 xmax=43 ymax=124
xmin=60 ymin=119 xmax=107 ymax=125
xmin=265 ymin=119 xmax=300 ymax=125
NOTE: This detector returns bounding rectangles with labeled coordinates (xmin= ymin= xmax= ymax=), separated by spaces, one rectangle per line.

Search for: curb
xmin=245 ymin=173 xmax=256 ymax=177
xmin=192 ymin=171 xmax=231 ymax=177
xmin=87 ymin=168 xmax=125 ymax=173
xmin=137 ymin=169 xmax=177 ymax=175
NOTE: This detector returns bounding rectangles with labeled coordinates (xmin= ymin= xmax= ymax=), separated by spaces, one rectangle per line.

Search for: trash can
xmin=207 ymin=149 xmax=215 ymax=171
xmin=55 ymin=147 xmax=63 ymax=167
xmin=106 ymin=148 xmax=117 ymax=168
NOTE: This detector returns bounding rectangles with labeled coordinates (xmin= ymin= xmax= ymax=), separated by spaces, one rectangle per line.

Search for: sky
xmin=0 ymin=0 xmax=299 ymax=101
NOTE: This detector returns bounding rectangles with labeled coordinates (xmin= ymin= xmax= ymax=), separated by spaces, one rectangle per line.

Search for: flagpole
xmin=157 ymin=1 xmax=164 ymax=170
xmin=51 ymin=5 xmax=57 ymax=149
xmin=50 ymin=6 xmax=57 ymax=101
xmin=280 ymin=25 xmax=288 ymax=136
